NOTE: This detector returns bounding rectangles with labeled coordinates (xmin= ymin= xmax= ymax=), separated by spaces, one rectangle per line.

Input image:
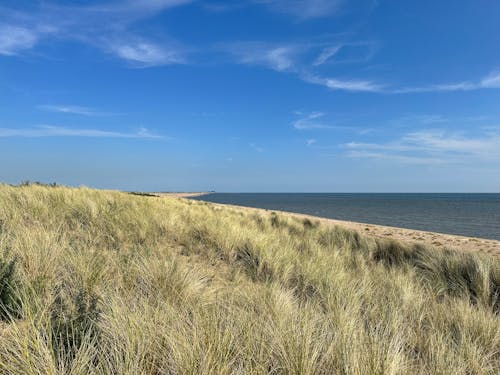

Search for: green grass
xmin=0 ymin=184 xmax=498 ymax=374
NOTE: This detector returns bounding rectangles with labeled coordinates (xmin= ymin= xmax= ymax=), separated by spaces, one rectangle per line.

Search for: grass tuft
xmin=0 ymin=254 xmax=22 ymax=321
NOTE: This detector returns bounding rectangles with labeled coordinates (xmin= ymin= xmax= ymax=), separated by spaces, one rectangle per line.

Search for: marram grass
xmin=0 ymin=184 xmax=498 ymax=374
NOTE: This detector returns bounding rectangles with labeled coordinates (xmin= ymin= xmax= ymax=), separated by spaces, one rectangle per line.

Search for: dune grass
xmin=0 ymin=184 xmax=498 ymax=374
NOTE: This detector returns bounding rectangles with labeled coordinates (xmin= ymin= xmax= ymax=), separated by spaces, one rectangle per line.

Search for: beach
xmin=171 ymin=196 xmax=500 ymax=258
xmin=154 ymin=192 xmax=211 ymax=198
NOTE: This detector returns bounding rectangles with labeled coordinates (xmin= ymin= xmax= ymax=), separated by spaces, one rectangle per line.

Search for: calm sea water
xmin=192 ymin=193 xmax=500 ymax=240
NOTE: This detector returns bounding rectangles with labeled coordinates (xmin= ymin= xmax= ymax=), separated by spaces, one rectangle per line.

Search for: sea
xmin=192 ymin=193 xmax=500 ymax=241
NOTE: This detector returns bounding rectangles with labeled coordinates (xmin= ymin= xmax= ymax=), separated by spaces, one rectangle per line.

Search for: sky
xmin=1 ymin=0 xmax=500 ymax=192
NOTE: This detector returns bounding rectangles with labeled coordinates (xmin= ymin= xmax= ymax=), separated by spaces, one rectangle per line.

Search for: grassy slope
xmin=0 ymin=185 xmax=498 ymax=374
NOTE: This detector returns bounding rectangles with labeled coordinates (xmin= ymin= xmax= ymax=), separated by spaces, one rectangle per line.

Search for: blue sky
xmin=1 ymin=0 xmax=500 ymax=192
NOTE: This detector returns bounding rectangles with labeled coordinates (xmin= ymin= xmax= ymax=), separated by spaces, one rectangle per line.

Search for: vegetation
xmin=128 ymin=191 xmax=159 ymax=197
xmin=0 ymin=184 xmax=498 ymax=374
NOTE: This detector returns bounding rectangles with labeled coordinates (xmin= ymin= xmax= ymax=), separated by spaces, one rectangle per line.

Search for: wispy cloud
xmin=313 ymin=45 xmax=342 ymax=66
xmin=222 ymin=42 xmax=301 ymax=72
xmin=37 ymin=105 xmax=118 ymax=116
xmin=253 ymin=0 xmax=344 ymax=20
xmin=303 ymin=74 xmax=383 ymax=92
xmin=222 ymin=36 xmax=500 ymax=94
xmin=90 ymin=0 xmax=196 ymax=14
xmin=0 ymin=0 xmax=193 ymax=66
xmin=386 ymin=114 xmax=450 ymax=128
xmin=344 ymin=129 xmax=500 ymax=164
xmin=403 ymin=131 xmax=500 ymax=157
xmin=3 ymin=1 xmax=500 ymax=94
xmin=222 ymin=41 xmax=383 ymax=92
xmin=0 ymin=24 xmax=44 ymax=55
xmin=395 ymin=71 xmax=500 ymax=93
xmin=223 ymin=39 xmax=500 ymax=93
xmin=0 ymin=125 xmax=162 ymax=139
xmin=203 ymin=2 xmax=247 ymax=13
xmin=293 ymin=112 xmax=334 ymax=129
xmin=305 ymin=70 xmax=500 ymax=94
xmin=292 ymin=111 xmax=371 ymax=132
xmin=104 ymin=38 xmax=185 ymax=67
xmin=306 ymin=138 xmax=317 ymax=146
xmin=481 ymin=71 xmax=500 ymax=88
xmin=205 ymin=0 xmax=351 ymax=20
xmin=249 ymin=142 xmax=264 ymax=152
xmin=405 ymin=114 xmax=449 ymax=124
xmin=346 ymin=150 xmax=444 ymax=165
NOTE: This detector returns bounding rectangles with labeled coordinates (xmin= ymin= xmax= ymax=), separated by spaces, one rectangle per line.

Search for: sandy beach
xmin=168 ymin=196 xmax=500 ymax=258
xmin=154 ymin=192 xmax=211 ymax=198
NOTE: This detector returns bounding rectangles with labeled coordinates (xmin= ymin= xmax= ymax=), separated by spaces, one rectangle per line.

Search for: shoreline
xmin=179 ymin=198 xmax=500 ymax=258
xmin=153 ymin=192 xmax=211 ymax=198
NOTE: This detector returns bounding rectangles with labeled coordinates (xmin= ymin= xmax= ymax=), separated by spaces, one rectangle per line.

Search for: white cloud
xmin=223 ymin=42 xmax=299 ymax=72
xmin=306 ymin=138 xmax=317 ymax=146
xmin=205 ymin=0 xmax=348 ymax=20
xmin=37 ymin=105 xmax=114 ymax=116
xmin=403 ymin=131 xmax=499 ymax=157
xmin=408 ymin=115 xmax=448 ymax=124
xmin=223 ymin=41 xmax=384 ymax=92
xmin=323 ymin=78 xmax=382 ymax=92
xmin=223 ymin=40 xmax=500 ymax=94
xmin=249 ymin=142 xmax=264 ymax=152
xmin=41 ymin=0 xmax=195 ymax=25
xmin=313 ymin=45 xmax=342 ymax=66
xmin=300 ymin=70 xmax=500 ymax=94
xmin=297 ymin=72 xmax=383 ymax=92
xmin=303 ymin=74 xmax=383 ymax=92
xmin=344 ymin=129 xmax=500 ymax=164
xmin=0 ymin=125 xmax=162 ymax=139
xmin=106 ymin=39 xmax=184 ymax=66
xmin=292 ymin=111 xmax=373 ymax=133
xmin=254 ymin=0 xmax=344 ymax=20
xmin=93 ymin=0 xmax=196 ymax=14
xmin=0 ymin=1 xmax=192 ymax=65
xmin=3 ymin=1 xmax=500 ymax=94
xmin=203 ymin=2 xmax=246 ymax=12
xmin=346 ymin=150 xmax=444 ymax=165
xmin=394 ymin=82 xmax=473 ymax=94
xmin=264 ymin=47 xmax=296 ymax=71
xmin=481 ymin=72 xmax=500 ymax=88
xmin=387 ymin=114 xmax=449 ymax=127
xmin=0 ymin=25 xmax=39 ymax=55
xmin=293 ymin=112 xmax=333 ymax=129
xmin=394 ymin=71 xmax=500 ymax=93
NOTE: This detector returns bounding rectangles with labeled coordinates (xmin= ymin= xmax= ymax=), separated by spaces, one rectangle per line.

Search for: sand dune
xmin=173 ymin=198 xmax=500 ymax=258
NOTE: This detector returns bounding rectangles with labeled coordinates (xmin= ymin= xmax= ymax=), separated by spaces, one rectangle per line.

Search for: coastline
xmin=180 ymin=197 xmax=500 ymax=258
xmin=154 ymin=192 xmax=211 ymax=198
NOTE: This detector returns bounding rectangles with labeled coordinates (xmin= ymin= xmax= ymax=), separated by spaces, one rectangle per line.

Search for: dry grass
xmin=0 ymin=184 xmax=498 ymax=374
